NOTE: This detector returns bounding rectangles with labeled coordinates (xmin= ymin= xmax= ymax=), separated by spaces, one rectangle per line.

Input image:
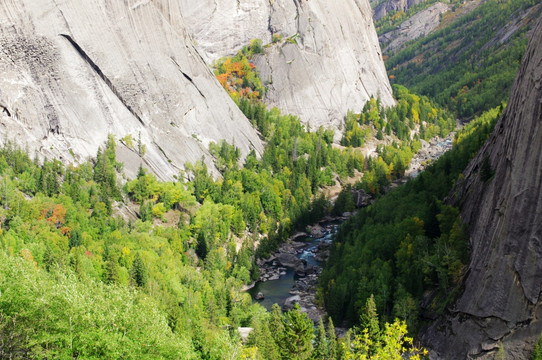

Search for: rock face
xmin=178 ymin=0 xmax=270 ymax=63
xmin=180 ymin=0 xmax=395 ymax=132
xmin=422 ymin=15 xmax=542 ymax=360
xmin=0 ymin=0 xmax=263 ymax=180
xmin=373 ymin=0 xmax=424 ymax=21
xmin=379 ymin=3 xmax=449 ymax=52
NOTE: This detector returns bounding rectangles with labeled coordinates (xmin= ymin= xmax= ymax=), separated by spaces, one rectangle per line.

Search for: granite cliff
xmin=423 ymin=14 xmax=542 ymax=359
xmin=0 ymin=0 xmax=263 ymax=180
xmin=378 ymin=2 xmax=449 ymax=52
xmin=372 ymin=0 xmax=424 ymax=21
xmin=180 ymin=0 xmax=395 ymax=132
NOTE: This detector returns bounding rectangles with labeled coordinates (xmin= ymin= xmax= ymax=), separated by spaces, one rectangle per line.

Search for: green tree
xmin=312 ymin=318 xmax=329 ymax=360
xmin=269 ymin=304 xmax=286 ymax=356
xmin=282 ymin=303 xmax=314 ymax=359
xmin=195 ymin=231 xmax=208 ymax=261
xmin=480 ymin=155 xmax=494 ymax=182
xmin=344 ymin=319 xmax=425 ymax=359
xmin=327 ymin=317 xmax=338 ymax=360
xmin=248 ymin=317 xmax=281 ymax=360
xmin=532 ymin=335 xmax=542 ymax=360
xmin=359 ymin=294 xmax=381 ymax=355
xmin=131 ymin=253 xmax=147 ymax=288
xmin=105 ymin=254 xmax=120 ymax=285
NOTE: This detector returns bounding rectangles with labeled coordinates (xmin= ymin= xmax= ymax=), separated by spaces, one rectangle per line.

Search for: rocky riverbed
xmin=250 ymin=222 xmax=339 ymax=323
xmin=248 ymin=132 xmax=456 ymax=322
xmin=406 ymin=133 xmax=455 ymax=178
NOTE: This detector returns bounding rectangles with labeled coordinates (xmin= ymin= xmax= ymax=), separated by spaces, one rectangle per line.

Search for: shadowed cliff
xmin=423 ymin=13 xmax=542 ymax=360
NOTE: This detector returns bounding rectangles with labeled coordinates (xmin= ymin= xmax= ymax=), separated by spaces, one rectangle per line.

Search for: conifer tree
xmin=327 ymin=317 xmax=338 ymax=360
xmin=131 ymin=253 xmax=147 ymax=288
xmin=312 ymin=318 xmax=329 ymax=359
xmin=105 ymin=254 xmax=120 ymax=285
xmin=248 ymin=318 xmax=281 ymax=360
xmin=282 ymin=303 xmax=314 ymax=359
xmin=359 ymin=294 xmax=380 ymax=355
xmin=269 ymin=303 xmax=286 ymax=355
xmin=71 ymin=251 xmax=83 ymax=277
xmin=195 ymin=231 xmax=208 ymax=261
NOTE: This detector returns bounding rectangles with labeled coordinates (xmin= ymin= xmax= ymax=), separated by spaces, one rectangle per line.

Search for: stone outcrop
xmin=0 ymin=0 xmax=263 ymax=180
xmin=379 ymin=3 xmax=449 ymax=52
xmin=180 ymin=0 xmax=395 ymax=133
xmin=422 ymin=15 xmax=542 ymax=360
xmin=372 ymin=0 xmax=424 ymax=21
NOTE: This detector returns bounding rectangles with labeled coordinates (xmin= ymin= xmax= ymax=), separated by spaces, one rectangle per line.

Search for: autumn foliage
xmin=214 ymin=40 xmax=265 ymax=101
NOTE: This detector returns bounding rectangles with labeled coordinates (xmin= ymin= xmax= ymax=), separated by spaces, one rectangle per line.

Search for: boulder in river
xmin=283 ymin=295 xmax=301 ymax=311
xmin=255 ymin=292 xmax=264 ymax=300
xmin=308 ymin=225 xmax=325 ymax=238
xmin=277 ymin=253 xmax=302 ymax=268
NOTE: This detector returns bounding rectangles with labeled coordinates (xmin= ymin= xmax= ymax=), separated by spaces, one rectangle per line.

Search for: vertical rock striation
xmin=180 ymin=0 xmax=395 ymax=133
xmin=423 ymin=14 xmax=542 ymax=360
xmin=0 ymin=0 xmax=263 ymax=180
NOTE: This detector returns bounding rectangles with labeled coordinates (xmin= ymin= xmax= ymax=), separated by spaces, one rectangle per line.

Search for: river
xmin=248 ymin=133 xmax=456 ymax=318
xmin=248 ymin=221 xmax=339 ymax=318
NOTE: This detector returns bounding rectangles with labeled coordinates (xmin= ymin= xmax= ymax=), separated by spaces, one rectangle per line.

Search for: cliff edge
xmin=0 ymin=0 xmax=263 ymax=180
xmin=422 ymin=14 xmax=542 ymax=359
xmin=180 ymin=0 xmax=394 ymax=132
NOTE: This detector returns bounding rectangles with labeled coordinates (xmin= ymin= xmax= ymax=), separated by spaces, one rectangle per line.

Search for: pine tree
xmin=131 ymin=253 xmax=147 ymax=288
xmin=359 ymin=294 xmax=380 ymax=355
xmin=247 ymin=319 xmax=280 ymax=360
xmin=69 ymin=250 xmax=84 ymax=278
xmin=105 ymin=255 xmax=120 ymax=284
xmin=269 ymin=303 xmax=285 ymax=355
xmin=312 ymin=318 xmax=328 ymax=359
xmin=139 ymin=201 xmax=152 ymax=222
xmin=480 ymin=155 xmax=494 ymax=182
xmin=137 ymin=163 xmax=146 ymax=178
xmin=69 ymin=229 xmax=82 ymax=249
xmin=195 ymin=231 xmax=208 ymax=261
xmin=327 ymin=317 xmax=337 ymax=360
xmin=282 ymin=303 xmax=314 ymax=359
xmin=376 ymin=128 xmax=384 ymax=140
xmin=43 ymin=246 xmax=55 ymax=272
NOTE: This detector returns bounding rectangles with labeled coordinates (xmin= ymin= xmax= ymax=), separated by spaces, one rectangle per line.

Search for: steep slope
xmin=422 ymin=14 xmax=542 ymax=359
xmin=180 ymin=0 xmax=394 ymax=132
xmin=385 ymin=0 xmax=541 ymax=118
xmin=378 ymin=2 xmax=449 ymax=52
xmin=0 ymin=0 xmax=263 ymax=180
xmin=373 ymin=0 xmax=425 ymax=21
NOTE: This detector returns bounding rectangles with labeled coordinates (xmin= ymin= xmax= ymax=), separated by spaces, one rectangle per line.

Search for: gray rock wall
xmin=422 ymin=14 xmax=542 ymax=360
xmin=0 ymin=0 xmax=263 ymax=180
xmin=373 ymin=0 xmax=425 ymax=21
xmin=379 ymin=3 xmax=449 ymax=52
xmin=180 ymin=0 xmax=395 ymax=133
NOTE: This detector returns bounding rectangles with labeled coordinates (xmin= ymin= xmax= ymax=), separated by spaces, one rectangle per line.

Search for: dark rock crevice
xmin=170 ymin=57 xmax=206 ymax=99
xmin=1 ymin=105 xmax=11 ymax=117
xmin=59 ymin=33 xmax=146 ymax=126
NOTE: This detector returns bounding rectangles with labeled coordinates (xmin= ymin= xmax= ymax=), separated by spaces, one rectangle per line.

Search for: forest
xmin=0 ymin=95 xmax=441 ymax=359
xmin=386 ymin=0 xmax=541 ymax=119
xmin=320 ymin=107 xmax=501 ymax=333
xmin=0 ymin=2 xmax=537 ymax=356
xmin=0 ymin=99 xmax=500 ymax=359
xmin=0 ymin=35 xmax=469 ymax=358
